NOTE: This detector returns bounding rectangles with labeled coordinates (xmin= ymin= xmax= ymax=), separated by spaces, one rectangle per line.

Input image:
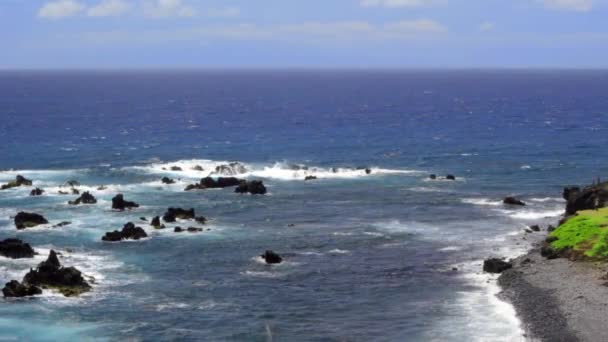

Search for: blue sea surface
xmin=1 ymin=70 xmax=608 ymax=341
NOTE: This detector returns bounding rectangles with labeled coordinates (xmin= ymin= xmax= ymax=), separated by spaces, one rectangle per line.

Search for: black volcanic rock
xmin=29 ymin=188 xmax=44 ymax=196
xmin=14 ymin=212 xmax=48 ymax=230
xmin=163 ymin=208 xmax=195 ymax=222
xmin=446 ymin=175 xmax=456 ymax=181
xmin=102 ymin=222 xmax=148 ymax=242
xmin=170 ymin=166 xmax=182 ymax=171
xmin=214 ymin=162 xmax=247 ymax=175
xmin=0 ymin=239 xmax=35 ymax=259
xmin=151 ymin=216 xmax=165 ymax=229
xmin=68 ymin=191 xmax=97 ymax=205
xmin=2 ymin=280 xmax=42 ymax=297
xmin=483 ymin=258 xmax=512 ymax=273
xmin=304 ymin=176 xmax=317 ymax=181
xmin=111 ymin=194 xmax=139 ymax=210
xmin=187 ymin=227 xmax=203 ymax=232
xmin=22 ymin=250 xmax=91 ymax=297
xmin=185 ymin=177 xmax=243 ymax=191
xmin=261 ymin=250 xmax=282 ymax=264
xmin=503 ymin=197 xmax=526 ymax=206
xmin=1 ymin=175 xmax=32 ymax=190
xmin=563 ymin=182 xmax=608 ymax=216
xmin=235 ymin=180 xmax=267 ymax=195
xmin=161 ymin=177 xmax=175 ymax=184
xmin=429 ymin=174 xmax=437 ymax=180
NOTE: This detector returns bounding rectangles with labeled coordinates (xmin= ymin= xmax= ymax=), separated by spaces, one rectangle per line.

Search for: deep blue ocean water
xmin=1 ymin=70 xmax=608 ymax=341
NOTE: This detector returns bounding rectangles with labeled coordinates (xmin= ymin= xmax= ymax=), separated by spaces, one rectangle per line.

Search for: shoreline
xmin=498 ymin=242 xmax=608 ymax=341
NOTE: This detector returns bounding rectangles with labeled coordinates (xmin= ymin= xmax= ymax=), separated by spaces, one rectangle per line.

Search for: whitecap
xmin=461 ymin=198 xmax=502 ymax=206
xmin=328 ymin=249 xmax=350 ymax=254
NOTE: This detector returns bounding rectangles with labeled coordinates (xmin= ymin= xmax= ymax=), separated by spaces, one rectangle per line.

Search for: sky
xmin=1 ymin=0 xmax=607 ymax=68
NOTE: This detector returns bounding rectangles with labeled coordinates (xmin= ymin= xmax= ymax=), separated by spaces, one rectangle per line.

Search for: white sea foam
xmin=328 ymin=249 xmax=350 ymax=254
xmin=372 ymin=220 xmax=439 ymax=235
xmin=494 ymin=208 xmax=564 ymax=220
xmin=461 ymin=198 xmax=502 ymax=206
xmin=124 ymin=159 xmax=422 ymax=181
xmin=529 ymin=197 xmax=564 ymax=203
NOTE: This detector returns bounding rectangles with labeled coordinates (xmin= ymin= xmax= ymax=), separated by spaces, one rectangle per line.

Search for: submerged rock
xmin=170 ymin=166 xmax=183 ymax=171
xmin=64 ymin=180 xmax=80 ymax=187
xmin=22 ymin=250 xmax=91 ymax=297
xmin=111 ymin=194 xmax=139 ymax=211
xmin=14 ymin=212 xmax=48 ymax=230
xmin=446 ymin=175 xmax=456 ymax=181
xmin=503 ymin=197 xmax=526 ymax=206
xmin=187 ymin=227 xmax=203 ymax=233
xmin=29 ymin=188 xmax=44 ymax=196
xmin=2 ymin=280 xmax=42 ymax=297
xmin=53 ymin=221 xmax=71 ymax=228
xmin=483 ymin=258 xmax=512 ymax=273
xmin=304 ymin=176 xmax=317 ymax=181
xmin=261 ymin=250 xmax=282 ymax=264
xmin=429 ymin=174 xmax=437 ymax=180
xmin=163 ymin=208 xmax=195 ymax=222
xmin=1 ymin=175 xmax=32 ymax=190
xmin=102 ymin=222 xmax=148 ymax=242
xmin=68 ymin=191 xmax=97 ymax=205
xmin=235 ymin=180 xmax=267 ymax=195
xmin=0 ymin=238 xmax=35 ymax=259
xmin=192 ymin=165 xmax=204 ymax=171
xmin=161 ymin=177 xmax=175 ymax=184
xmin=529 ymin=225 xmax=541 ymax=232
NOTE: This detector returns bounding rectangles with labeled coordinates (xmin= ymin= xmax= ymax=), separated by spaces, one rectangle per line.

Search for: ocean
xmin=1 ymin=70 xmax=607 ymax=341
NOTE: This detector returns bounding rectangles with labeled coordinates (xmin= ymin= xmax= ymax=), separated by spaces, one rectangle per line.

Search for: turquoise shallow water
xmin=1 ymin=70 xmax=608 ymax=341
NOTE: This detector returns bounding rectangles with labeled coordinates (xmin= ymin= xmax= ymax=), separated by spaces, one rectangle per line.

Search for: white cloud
xmin=87 ymin=0 xmax=131 ymax=17
xmin=360 ymin=0 xmax=439 ymax=7
xmin=540 ymin=0 xmax=593 ymax=11
xmin=142 ymin=0 xmax=196 ymax=18
xmin=479 ymin=21 xmax=495 ymax=32
xmin=38 ymin=0 xmax=84 ymax=19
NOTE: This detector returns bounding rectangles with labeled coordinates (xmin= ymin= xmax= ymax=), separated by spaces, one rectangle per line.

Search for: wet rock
xmin=2 ymin=280 xmax=42 ymax=297
xmin=53 ymin=221 xmax=71 ymax=228
xmin=214 ymin=162 xmax=247 ymax=176
xmin=29 ymin=188 xmax=44 ymax=196
xmin=503 ymin=197 xmax=526 ymax=206
xmin=235 ymin=180 xmax=267 ymax=195
xmin=446 ymin=175 xmax=456 ymax=181
xmin=102 ymin=222 xmax=148 ymax=242
xmin=545 ymin=236 xmax=559 ymax=244
xmin=68 ymin=191 xmax=97 ymax=205
xmin=150 ymin=216 xmax=165 ymax=229
xmin=541 ymin=245 xmax=560 ymax=259
xmin=185 ymin=177 xmax=243 ymax=191
xmin=483 ymin=258 xmax=512 ymax=273
xmin=304 ymin=176 xmax=317 ymax=181
xmin=0 ymin=238 xmax=35 ymax=259
xmin=261 ymin=250 xmax=282 ymax=264
xmin=429 ymin=174 xmax=437 ymax=180
xmin=1 ymin=175 xmax=32 ymax=190
xmin=111 ymin=194 xmax=139 ymax=211
xmin=187 ymin=227 xmax=203 ymax=232
xmin=71 ymin=188 xmax=80 ymax=195
xmin=64 ymin=180 xmax=80 ymax=187
xmin=192 ymin=165 xmax=204 ymax=171
xmin=195 ymin=216 xmax=207 ymax=224
xmin=58 ymin=191 xmax=69 ymax=195
xmin=529 ymin=225 xmax=541 ymax=232
xmin=174 ymin=227 xmax=184 ymax=233
xmin=547 ymin=225 xmax=556 ymax=232
xmin=22 ymin=250 xmax=91 ymax=297
xmin=161 ymin=177 xmax=175 ymax=184
xmin=170 ymin=166 xmax=182 ymax=171
xmin=163 ymin=208 xmax=195 ymax=222
xmin=97 ymin=185 xmax=107 ymax=191
xmin=14 ymin=212 xmax=48 ymax=230
xmin=140 ymin=217 xmax=147 ymax=222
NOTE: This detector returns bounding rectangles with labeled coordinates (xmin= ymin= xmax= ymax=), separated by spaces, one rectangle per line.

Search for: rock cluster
xmin=235 ymin=180 xmax=267 ymax=195
xmin=102 ymin=222 xmax=148 ymax=242
xmin=111 ymin=194 xmax=139 ymax=210
xmin=1 ymin=175 xmax=32 ymax=190
xmin=68 ymin=191 xmax=97 ymax=205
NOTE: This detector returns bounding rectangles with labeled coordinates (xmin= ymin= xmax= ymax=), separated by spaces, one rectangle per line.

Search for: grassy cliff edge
xmin=550 ymin=208 xmax=608 ymax=259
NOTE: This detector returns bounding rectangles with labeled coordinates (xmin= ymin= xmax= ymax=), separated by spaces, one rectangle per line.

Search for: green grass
xmin=550 ymin=208 xmax=608 ymax=259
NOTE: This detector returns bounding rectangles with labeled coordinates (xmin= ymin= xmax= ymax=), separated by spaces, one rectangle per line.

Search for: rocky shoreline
xmin=497 ymin=181 xmax=608 ymax=342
